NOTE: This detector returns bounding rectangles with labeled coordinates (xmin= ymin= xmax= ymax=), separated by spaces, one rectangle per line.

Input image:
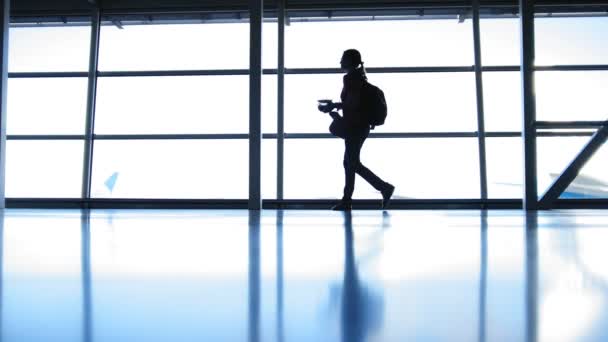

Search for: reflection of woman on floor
xmin=328 ymin=212 xmax=384 ymax=342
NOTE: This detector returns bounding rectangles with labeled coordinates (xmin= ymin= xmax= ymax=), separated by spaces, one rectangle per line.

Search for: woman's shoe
xmin=331 ymin=200 xmax=352 ymax=211
xmin=381 ymin=184 xmax=395 ymax=209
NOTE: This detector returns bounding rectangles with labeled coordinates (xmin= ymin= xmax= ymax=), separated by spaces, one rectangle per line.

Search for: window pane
xmin=7 ymin=78 xmax=88 ymax=135
xmin=95 ymin=75 xmax=276 ymax=134
xmin=262 ymin=139 xmax=277 ymax=199
xmin=9 ymin=25 xmax=91 ymax=72
xmin=486 ymin=137 xmax=523 ymax=198
xmin=99 ymin=21 xmax=250 ymax=71
xmin=562 ymin=141 xmax=608 ymax=199
xmin=284 ymin=138 xmax=480 ymax=199
xmin=6 ymin=141 xmax=84 ymax=198
xmin=91 ymin=140 xmax=248 ymax=199
xmin=286 ymin=73 xmax=477 ymax=133
xmin=95 ymin=76 xmax=246 ymax=134
xmin=536 ymin=71 xmax=608 ymax=122
xmin=286 ymin=19 xmax=473 ymax=68
xmin=483 ymin=72 xmax=522 ymax=132
xmin=536 ymin=16 xmax=608 ymax=66
xmin=537 ymin=136 xmax=588 ymax=196
xmin=480 ymin=17 xmax=519 ymax=66
xmin=3 ymin=213 xmax=82 ymax=341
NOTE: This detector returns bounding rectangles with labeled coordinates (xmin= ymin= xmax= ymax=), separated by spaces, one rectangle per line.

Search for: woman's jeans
xmin=342 ymin=125 xmax=387 ymax=201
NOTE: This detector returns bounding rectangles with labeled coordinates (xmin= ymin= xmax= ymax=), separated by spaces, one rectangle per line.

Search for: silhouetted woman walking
xmin=324 ymin=49 xmax=394 ymax=211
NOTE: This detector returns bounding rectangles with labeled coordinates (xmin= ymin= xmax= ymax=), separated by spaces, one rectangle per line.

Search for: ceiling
xmin=9 ymin=0 xmax=608 ymax=16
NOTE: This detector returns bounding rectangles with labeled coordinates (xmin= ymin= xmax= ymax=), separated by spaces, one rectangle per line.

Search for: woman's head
xmin=340 ymin=49 xmax=363 ymax=70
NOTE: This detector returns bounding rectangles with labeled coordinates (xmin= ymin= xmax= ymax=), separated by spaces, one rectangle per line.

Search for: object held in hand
xmin=317 ymin=99 xmax=334 ymax=113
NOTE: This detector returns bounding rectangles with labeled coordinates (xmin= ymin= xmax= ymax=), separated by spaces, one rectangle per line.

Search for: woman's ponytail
xmin=359 ymin=61 xmax=368 ymax=80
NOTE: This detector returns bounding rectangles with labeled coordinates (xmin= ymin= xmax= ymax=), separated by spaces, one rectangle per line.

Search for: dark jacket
xmin=340 ymin=68 xmax=369 ymax=129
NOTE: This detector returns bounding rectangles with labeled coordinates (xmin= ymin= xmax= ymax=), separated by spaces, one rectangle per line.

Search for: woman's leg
xmin=342 ymin=133 xmax=362 ymax=201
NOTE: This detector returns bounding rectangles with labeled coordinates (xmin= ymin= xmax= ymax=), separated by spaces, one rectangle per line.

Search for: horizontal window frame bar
xmin=536 ymin=120 xmax=608 ymax=129
xmin=9 ymin=72 xmax=88 ymax=78
xmin=8 ymin=65 xmax=608 ymax=78
xmin=7 ymin=135 xmax=85 ymax=140
xmin=6 ymin=131 xmax=596 ymax=140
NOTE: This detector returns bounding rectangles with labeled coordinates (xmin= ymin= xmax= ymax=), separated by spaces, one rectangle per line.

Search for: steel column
xmin=472 ymin=0 xmax=488 ymax=200
xmin=249 ymin=0 xmax=263 ymax=210
xmin=520 ymin=0 xmax=538 ymax=210
xmin=82 ymin=7 xmax=101 ymax=200
xmin=277 ymin=0 xmax=285 ymax=200
xmin=0 ymin=0 xmax=9 ymax=208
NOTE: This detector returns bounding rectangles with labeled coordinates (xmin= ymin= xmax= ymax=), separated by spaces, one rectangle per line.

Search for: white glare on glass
xmin=262 ymin=139 xmax=277 ymax=199
xmin=5 ymin=141 xmax=84 ymax=198
xmin=7 ymin=78 xmax=88 ymax=135
xmin=95 ymin=75 xmax=277 ymax=134
xmin=99 ymin=22 xmax=277 ymax=71
xmin=95 ymin=76 xmax=248 ymax=134
xmin=486 ymin=137 xmax=524 ymax=199
xmin=480 ymin=18 xmax=520 ymax=66
xmin=286 ymin=19 xmax=473 ymax=68
xmin=536 ymin=71 xmax=608 ymax=122
xmin=91 ymin=140 xmax=248 ymax=199
xmin=482 ymin=72 xmax=522 ymax=132
xmin=536 ymin=16 xmax=608 ymax=66
xmin=9 ymin=25 xmax=91 ymax=72
xmin=99 ymin=23 xmax=249 ymax=71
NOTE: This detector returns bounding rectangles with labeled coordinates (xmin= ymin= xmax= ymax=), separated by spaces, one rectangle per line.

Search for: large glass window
xmin=8 ymin=11 xmax=608 ymax=204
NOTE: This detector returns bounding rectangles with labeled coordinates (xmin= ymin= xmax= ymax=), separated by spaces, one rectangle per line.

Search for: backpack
xmin=361 ymin=82 xmax=387 ymax=127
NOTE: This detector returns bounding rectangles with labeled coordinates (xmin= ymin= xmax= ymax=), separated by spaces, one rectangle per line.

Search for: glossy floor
xmin=1 ymin=209 xmax=608 ymax=342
